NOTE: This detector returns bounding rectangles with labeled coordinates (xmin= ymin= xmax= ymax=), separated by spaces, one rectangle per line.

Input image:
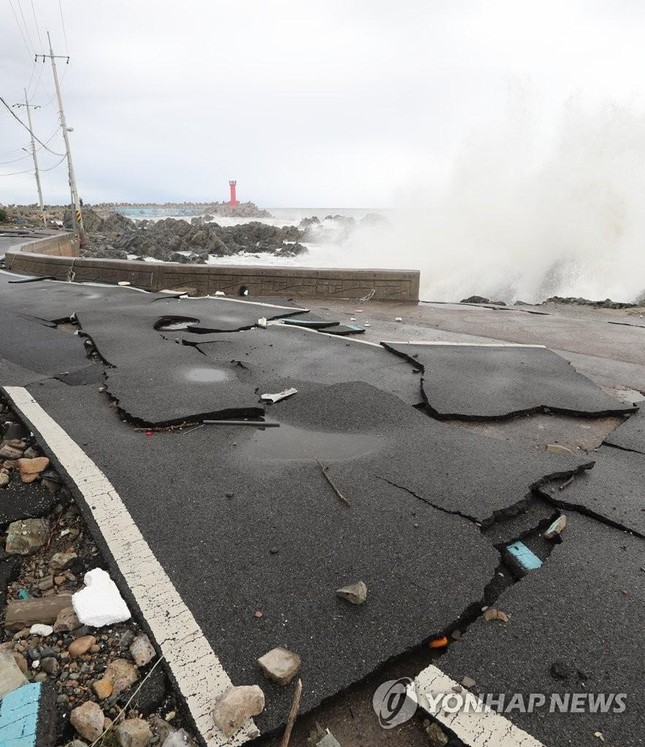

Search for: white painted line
xmin=186 ymin=295 xmax=309 ymax=312
xmin=274 ymin=320 xmax=384 ymax=347
xmin=3 ymin=386 xmax=258 ymax=747
xmin=415 ymin=665 xmax=544 ymax=747
xmin=381 ymin=341 xmax=546 ymax=348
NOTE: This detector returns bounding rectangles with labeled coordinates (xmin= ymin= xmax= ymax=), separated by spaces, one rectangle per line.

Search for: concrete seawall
xmin=4 ymin=232 xmax=420 ymax=302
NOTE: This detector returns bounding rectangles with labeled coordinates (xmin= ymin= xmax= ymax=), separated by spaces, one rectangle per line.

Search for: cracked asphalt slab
xmin=381 ymin=342 xmax=635 ymax=420
xmin=1 ymin=278 xmax=644 ymax=746
xmin=604 ymin=409 xmax=645 ymax=455
xmin=537 ymin=446 xmax=645 ymax=537
xmin=20 ymin=378 xmax=502 ymax=735
xmin=436 ymin=513 xmax=645 ymax=747
xmin=194 ymin=326 xmax=423 ymax=406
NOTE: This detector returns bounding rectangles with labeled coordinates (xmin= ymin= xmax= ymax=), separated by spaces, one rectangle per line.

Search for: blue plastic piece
xmin=0 ymin=683 xmax=42 ymax=747
xmin=505 ymin=541 xmax=543 ymax=571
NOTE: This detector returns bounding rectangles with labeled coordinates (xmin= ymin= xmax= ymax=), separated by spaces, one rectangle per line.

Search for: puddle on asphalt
xmin=246 ymin=424 xmax=383 ymax=461
xmin=184 ymin=367 xmax=234 ymax=383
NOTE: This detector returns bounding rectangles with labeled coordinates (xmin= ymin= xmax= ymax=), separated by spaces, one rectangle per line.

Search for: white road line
xmin=381 ymin=341 xmax=546 ymax=348
xmin=3 ymin=386 xmax=258 ymax=747
xmin=415 ymin=665 xmax=545 ymax=747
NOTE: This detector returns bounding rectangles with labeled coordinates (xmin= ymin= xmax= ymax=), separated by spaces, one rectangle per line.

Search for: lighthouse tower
xmin=229 ymin=181 xmax=239 ymax=208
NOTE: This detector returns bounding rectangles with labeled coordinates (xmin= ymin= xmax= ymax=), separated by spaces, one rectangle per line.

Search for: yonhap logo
xmin=372 ymin=677 xmax=418 ymax=728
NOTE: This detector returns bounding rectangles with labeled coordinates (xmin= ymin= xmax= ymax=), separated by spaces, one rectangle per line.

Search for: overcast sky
xmin=2 ymin=0 xmax=645 ymax=207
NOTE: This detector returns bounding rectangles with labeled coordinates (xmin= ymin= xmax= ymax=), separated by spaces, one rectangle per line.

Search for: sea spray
xmin=336 ymin=99 xmax=645 ymax=304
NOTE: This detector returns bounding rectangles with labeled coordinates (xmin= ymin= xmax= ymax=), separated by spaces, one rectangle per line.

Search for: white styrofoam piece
xmin=72 ymin=568 xmax=131 ymax=627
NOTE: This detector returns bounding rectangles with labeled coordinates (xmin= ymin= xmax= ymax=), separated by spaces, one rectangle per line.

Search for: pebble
xmin=70 ymin=700 xmax=105 ymax=742
xmin=5 ymin=518 xmax=50 ymax=555
xmin=68 ymin=635 xmax=97 ymax=657
xmin=41 ymin=657 xmax=59 ymax=674
xmin=212 ymin=685 xmax=265 ymax=736
xmin=257 ymin=647 xmax=301 ymax=686
xmin=93 ymin=678 xmax=113 ymax=700
xmin=116 ymin=717 xmax=153 ymax=747
xmin=105 ymin=658 xmax=139 ymax=695
xmin=130 ymin=634 xmax=156 ymax=667
xmin=29 ymin=624 xmax=54 ymax=637
xmin=336 ymin=580 xmax=368 ymax=605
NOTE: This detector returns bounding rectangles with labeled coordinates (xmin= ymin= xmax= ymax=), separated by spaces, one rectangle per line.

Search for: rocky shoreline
xmin=0 ymin=398 xmax=196 ymax=747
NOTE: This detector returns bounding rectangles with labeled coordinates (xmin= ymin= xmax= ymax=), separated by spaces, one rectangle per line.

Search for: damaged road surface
xmin=0 ymin=275 xmax=643 ymax=747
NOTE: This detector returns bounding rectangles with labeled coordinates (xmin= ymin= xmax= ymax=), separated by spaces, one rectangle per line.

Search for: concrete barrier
xmin=5 ymin=233 xmax=420 ymax=302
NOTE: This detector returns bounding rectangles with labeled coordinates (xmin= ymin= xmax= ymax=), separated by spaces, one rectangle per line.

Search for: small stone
xmin=17 ymin=456 xmax=50 ymax=483
xmin=544 ymin=514 xmax=567 ymax=540
xmin=336 ymin=580 xmax=368 ymax=605
xmin=0 ymin=444 xmax=23 ymax=459
xmin=461 ymin=676 xmax=476 ymax=689
xmin=212 ymin=685 xmax=265 ymax=736
xmin=269 ymin=547 xmax=279 ymax=555
xmin=34 ymin=671 xmax=48 ymax=682
xmin=41 ymin=656 xmax=59 ymax=674
xmin=130 ymin=634 xmax=156 ymax=667
xmin=70 ymin=700 xmax=105 ymax=742
xmin=116 ymin=717 xmax=152 ymax=747
xmin=37 ymin=576 xmax=55 ymax=591
xmin=0 ymin=470 xmax=10 ymax=488
xmin=162 ymin=729 xmax=191 ymax=747
xmin=50 ymin=552 xmax=78 ymax=570
xmin=257 ymin=646 xmax=301 ymax=686
xmin=425 ymin=721 xmax=449 ymax=747
xmin=105 ymin=658 xmax=139 ymax=695
xmin=93 ymin=677 xmax=113 ymax=700
xmin=54 ymin=606 xmax=82 ymax=633
xmin=66 ymin=741 xmax=88 ymax=747
xmin=5 ymin=518 xmax=50 ymax=555
xmin=68 ymin=635 xmax=97 ymax=657
xmin=550 ymin=660 xmax=576 ymax=680
xmin=29 ymin=624 xmax=54 ymax=637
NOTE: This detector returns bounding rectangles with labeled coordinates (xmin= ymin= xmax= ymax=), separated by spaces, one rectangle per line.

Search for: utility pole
xmin=13 ymin=90 xmax=46 ymax=228
xmin=37 ymin=32 xmax=86 ymax=247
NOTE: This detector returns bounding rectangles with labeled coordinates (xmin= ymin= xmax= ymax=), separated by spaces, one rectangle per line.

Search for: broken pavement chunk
xmin=544 ymin=514 xmax=567 ymax=539
xmin=70 ymin=700 xmax=105 ymax=742
xmin=105 ymin=658 xmax=139 ymax=695
xmin=336 ymin=581 xmax=367 ymax=605
xmin=130 ymin=633 xmax=156 ymax=667
xmin=257 ymin=646 xmax=301 ymax=685
xmin=212 ymin=684 xmax=265 ymax=736
xmin=72 ymin=568 xmax=131 ymax=627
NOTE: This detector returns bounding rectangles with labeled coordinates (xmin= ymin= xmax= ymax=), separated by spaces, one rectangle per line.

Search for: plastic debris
xmin=544 ymin=514 xmax=567 ymax=539
xmin=504 ymin=541 xmax=543 ymax=574
xmin=72 ymin=568 xmax=131 ymax=627
xmin=214 ymin=291 xmax=226 ymax=296
xmin=257 ymin=317 xmax=268 ymax=328
xmin=260 ymin=388 xmax=298 ymax=404
xmin=395 ymin=317 xmax=403 ymax=322
xmin=117 ymin=281 xmax=131 ymax=286
xmin=429 ymin=636 xmax=449 ymax=649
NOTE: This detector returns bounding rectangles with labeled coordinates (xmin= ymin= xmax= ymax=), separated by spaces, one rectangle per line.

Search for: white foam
xmin=72 ymin=568 xmax=131 ymax=627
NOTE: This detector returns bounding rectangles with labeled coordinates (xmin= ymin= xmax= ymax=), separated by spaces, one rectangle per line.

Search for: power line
xmin=0 ymin=97 xmax=65 ymax=156
xmin=16 ymin=0 xmax=35 ymax=51
xmin=30 ymin=0 xmax=44 ymax=47
xmin=58 ymin=0 xmax=69 ymax=52
xmin=0 ymin=154 xmax=66 ymax=178
xmin=8 ymin=0 xmax=32 ymax=56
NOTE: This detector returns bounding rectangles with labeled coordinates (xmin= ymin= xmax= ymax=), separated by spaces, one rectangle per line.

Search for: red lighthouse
xmin=229 ymin=180 xmax=239 ymax=208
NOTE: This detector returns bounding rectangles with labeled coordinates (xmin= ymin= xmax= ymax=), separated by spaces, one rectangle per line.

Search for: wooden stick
xmin=315 ymin=458 xmax=351 ymax=507
xmin=280 ymin=678 xmax=303 ymax=747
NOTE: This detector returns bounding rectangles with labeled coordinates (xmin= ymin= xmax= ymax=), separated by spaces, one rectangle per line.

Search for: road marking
xmin=381 ymin=341 xmax=546 ymax=348
xmin=415 ymin=665 xmax=545 ymax=747
xmin=3 ymin=386 xmax=258 ymax=747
